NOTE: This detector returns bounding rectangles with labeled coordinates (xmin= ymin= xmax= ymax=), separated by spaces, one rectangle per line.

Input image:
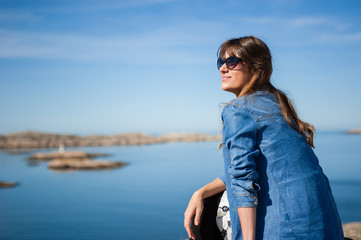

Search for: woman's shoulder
xmin=225 ymin=90 xmax=282 ymax=120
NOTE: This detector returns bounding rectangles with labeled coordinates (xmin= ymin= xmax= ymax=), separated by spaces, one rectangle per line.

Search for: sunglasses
xmin=217 ymin=56 xmax=243 ymax=70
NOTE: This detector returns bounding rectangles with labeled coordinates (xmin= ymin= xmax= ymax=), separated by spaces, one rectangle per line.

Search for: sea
xmin=0 ymin=131 xmax=360 ymax=240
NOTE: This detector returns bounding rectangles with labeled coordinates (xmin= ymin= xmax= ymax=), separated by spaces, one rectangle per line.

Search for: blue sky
xmin=0 ymin=0 xmax=360 ymax=135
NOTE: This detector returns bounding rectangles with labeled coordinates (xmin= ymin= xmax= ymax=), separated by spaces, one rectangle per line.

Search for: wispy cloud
xmin=0 ymin=22 xmax=217 ymax=62
xmin=237 ymin=15 xmax=358 ymax=46
xmin=19 ymin=0 xmax=180 ymax=14
xmin=270 ymin=0 xmax=302 ymax=5
xmin=0 ymin=9 xmax=42 ymax=22
xmin=240 ymin=16 xmax=278 ymax=25
xmin=241 ymin=15 xmax=347 ymax=30
xmin=288 ymin=16 xmax=348 ymax=30
xmin=316 ymin=32 xmax=361 ymax=43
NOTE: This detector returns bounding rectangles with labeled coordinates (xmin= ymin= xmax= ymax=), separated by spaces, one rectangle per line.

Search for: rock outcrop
xmin=48 ymin=158 xmax=126 ymax=170
xmin=0 ymin=131 xmax=221 ymax=150
xmin=0 ymin=181 xmax=19 ymax=188
xmin=29 ymin=151 xmax=107 ymax=160
xmin=343 ymin=222 xmax=361 ymax=240
xmin=26 ymin=150 xmax=127 ymax=171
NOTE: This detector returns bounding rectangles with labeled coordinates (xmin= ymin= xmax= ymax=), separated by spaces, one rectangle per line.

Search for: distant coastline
xmin=346 ymin=129 xmax=361 ymax=134
xmin=1 ymin=129 xmax=360 ymax=150
xmin=0 ymin=131 xmax=222 ymax=150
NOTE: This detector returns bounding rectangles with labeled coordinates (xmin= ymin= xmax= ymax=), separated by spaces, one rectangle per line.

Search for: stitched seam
xmin=233 ymin=192 xmax=254 ymax=197
xmin=320 ymin=172 xmax=343 ymax=237
xmin=226 ymin=103 xmax=260 ymax=131
xmin=233 ymin=103 xmax=282 ymax=122
xmin=267 ymin=167 xmax=296 ymax=239
xmin=256 ymin=113 xmax=283 ymax=121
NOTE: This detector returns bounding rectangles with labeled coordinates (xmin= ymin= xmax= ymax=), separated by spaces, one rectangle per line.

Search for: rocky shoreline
xmin=0 ymin=131 xmax=221 ymax=150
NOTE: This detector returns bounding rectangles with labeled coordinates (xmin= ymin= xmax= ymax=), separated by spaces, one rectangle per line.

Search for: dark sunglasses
xmin=217 ymin=56 xmax=243 ymax=70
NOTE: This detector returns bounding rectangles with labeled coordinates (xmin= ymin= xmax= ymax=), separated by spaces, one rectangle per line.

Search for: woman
xmin=184 ymin=36 xmax=344 ymax=240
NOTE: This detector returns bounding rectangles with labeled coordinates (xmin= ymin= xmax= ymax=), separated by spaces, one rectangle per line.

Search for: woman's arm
xmin=184 ymin=178 xmax=226 ymax=239
xmin=222 ymin=104 xmax=260 ymax=240
xmin=238 ymin=207 xmax=256 ymax=240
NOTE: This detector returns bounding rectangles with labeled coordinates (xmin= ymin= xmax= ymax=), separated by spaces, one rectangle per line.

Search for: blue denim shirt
xmin=218 ymin=90 xmax=344 ymax=240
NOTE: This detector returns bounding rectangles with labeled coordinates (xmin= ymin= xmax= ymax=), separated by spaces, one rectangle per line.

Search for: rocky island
xmin=27 ymin=150 xmax=127 ymax=171
xmin=0 ymin=181 xmax=19 ymax=188
xmin=48 ymin=158 xmax=126 ymax=170
xmin=29 ymin=150 xmax=108 ymax=160
xmin=0 ymin=131 xmax=221 ymax=150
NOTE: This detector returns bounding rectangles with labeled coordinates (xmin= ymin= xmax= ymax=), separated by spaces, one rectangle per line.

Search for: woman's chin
xmin=222 ymin=86 xmax=239 ymax=96
xmin=221 ymin=84 xmax=231 ymax=92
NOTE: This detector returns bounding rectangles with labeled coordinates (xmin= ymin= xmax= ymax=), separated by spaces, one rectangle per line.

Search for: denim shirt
xmin=218 ymin=90 xmax=344 ymax=240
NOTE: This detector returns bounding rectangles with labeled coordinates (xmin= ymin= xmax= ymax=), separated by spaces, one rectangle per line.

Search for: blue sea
xmin=0 ymin=132 xmax=360 ymax=240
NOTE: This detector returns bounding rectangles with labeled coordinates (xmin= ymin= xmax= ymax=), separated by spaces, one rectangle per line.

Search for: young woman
xmin=184 ymin=36 xmax=344 ymax=240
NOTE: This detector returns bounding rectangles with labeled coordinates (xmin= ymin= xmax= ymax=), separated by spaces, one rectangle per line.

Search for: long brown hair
xmin=218 ymin=36 xmax=315 ymax=147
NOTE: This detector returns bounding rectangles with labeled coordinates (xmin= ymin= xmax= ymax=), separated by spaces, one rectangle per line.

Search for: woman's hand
xmin=184 ymin=190 xmax=203 ymax=239
xmin=184 ymin=178 xmax=226 ymax=239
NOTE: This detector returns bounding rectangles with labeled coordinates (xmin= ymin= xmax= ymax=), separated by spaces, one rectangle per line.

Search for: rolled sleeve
xmin=222 ymin=104 xmax=260 ymax=208
xmin=218 ymin=174 xmax=226 ymax=185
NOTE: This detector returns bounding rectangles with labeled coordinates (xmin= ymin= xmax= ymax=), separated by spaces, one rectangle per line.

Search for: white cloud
xmin=316 ymin=32 xmax=361 ymax=43
xmin=0 ymin=11 xmax=359 ymax=62
xmin=237 ymin=15 xmax=358 ymax=46
xmin=271 ymin=0 xmax=302 ymax=5
xmin=240 ymin=15 xmax=347 ymax=30
xmin=0 ymin=24 xmax=216 ymax=62
xmin=0 ymin=9 xmax=42 ymax=22
xmin=288 ymin=16 xmax=347 ymax=30
xmin=37 ymin=0 xmax=180 ymax=13
xmin=0 ymin=0 xmax=181 ymax=20
xmin=240 ymin=16 xmax=279 ymax=25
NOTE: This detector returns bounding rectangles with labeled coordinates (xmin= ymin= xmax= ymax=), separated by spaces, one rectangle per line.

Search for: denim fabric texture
xmin=218 ymin=90 xmax=344 ymax=240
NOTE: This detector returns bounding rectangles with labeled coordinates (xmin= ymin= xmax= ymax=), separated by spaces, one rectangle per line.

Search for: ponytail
xmin=267 ymin=84 xmax=315 ymax=148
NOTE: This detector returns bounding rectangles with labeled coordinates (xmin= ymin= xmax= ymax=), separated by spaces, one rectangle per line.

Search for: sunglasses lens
xmin=217 ymin=58 xmax=224 ymax=69
xmin=217 ymin=56 xmax=242 ymax=69
xmin=226 ymin=56 xmax=239 ymax=69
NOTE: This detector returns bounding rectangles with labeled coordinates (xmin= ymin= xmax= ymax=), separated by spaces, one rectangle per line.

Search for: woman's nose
xmin=219 ymin=63 xmax=228 ymax=72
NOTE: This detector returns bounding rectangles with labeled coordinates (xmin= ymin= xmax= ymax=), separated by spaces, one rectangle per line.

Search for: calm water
xmin=0 ymin=132 xmax=360 ymax=240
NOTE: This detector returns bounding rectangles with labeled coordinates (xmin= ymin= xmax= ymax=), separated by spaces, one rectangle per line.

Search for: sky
xmin=0 ymin=0 xmax=360 ymax=135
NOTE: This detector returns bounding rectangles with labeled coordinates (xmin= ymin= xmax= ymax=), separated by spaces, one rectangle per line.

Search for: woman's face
xmin=219 ymin=52 xmax=252 ymax=97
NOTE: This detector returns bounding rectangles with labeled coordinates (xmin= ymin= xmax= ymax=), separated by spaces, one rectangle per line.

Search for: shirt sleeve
xmin=217 ymin=174 xmax=226 ymax=185
xmin=222 ymin=104 xmax=261 ymax=208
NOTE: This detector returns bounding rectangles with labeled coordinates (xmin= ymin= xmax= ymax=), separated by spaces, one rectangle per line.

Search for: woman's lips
xmin=222 ymin=76 xmax=231 ymax=82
